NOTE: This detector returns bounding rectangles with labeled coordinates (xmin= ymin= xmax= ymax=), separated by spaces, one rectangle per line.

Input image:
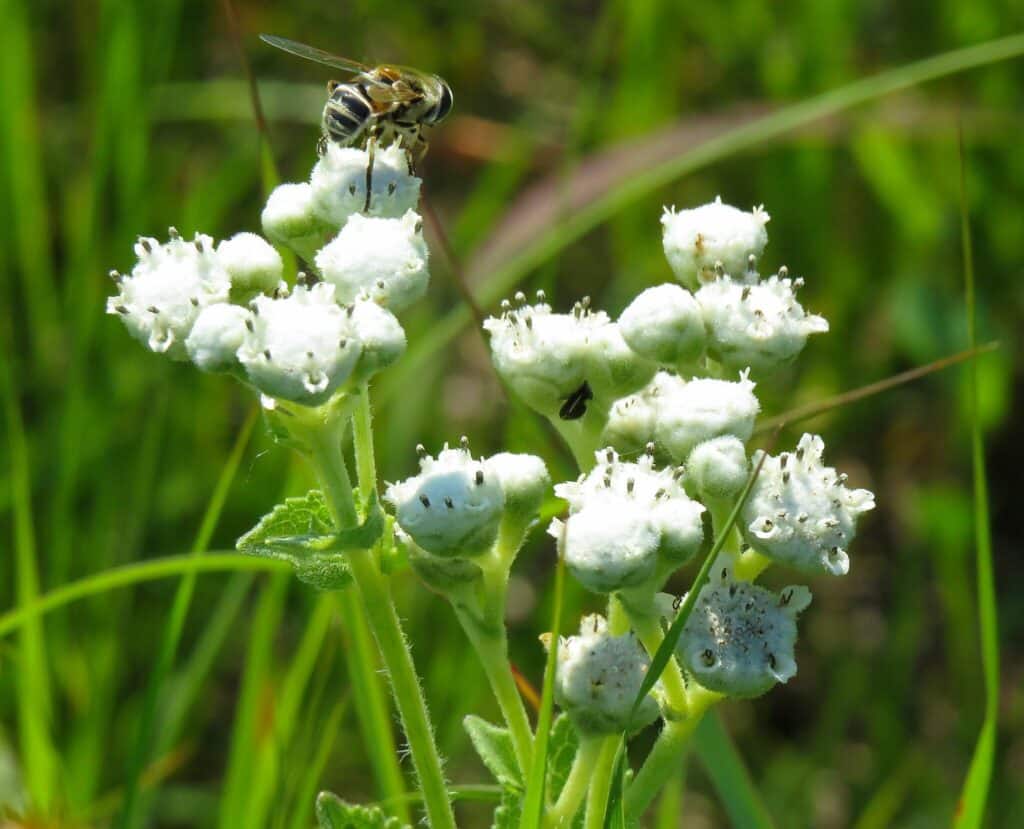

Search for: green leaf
xmin=492 ymin=786 xmax=524 ymax=829
xmin=693 ymin=714 xmax=775 ymax=829
xmin=315 ymin=791 xmax=407 ymax=829
xmin=546 ymin=715 xmax=580 ymax=802
xmin=236 ymin=491 xmax=385 ymax=590
xmin=465 ymin=716 xmax=523 ymax=789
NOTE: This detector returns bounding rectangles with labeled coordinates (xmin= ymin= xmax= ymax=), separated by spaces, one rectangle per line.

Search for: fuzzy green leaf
xmin=492 ymin=786 xmax=523 ymax=829
xmin=236 ymin=491 xmax=385 ymax=590
xmin=315 ymin=791 xmax=407 ymax=829
xmin=465 ymin=716 xmax=522 ymax=789
xmin=546 ymin=714 xmax=579 ymax=802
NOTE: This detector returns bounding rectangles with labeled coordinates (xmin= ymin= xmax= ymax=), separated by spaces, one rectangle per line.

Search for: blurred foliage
xmin=1 ymin=0 xmax=1022 ymax=826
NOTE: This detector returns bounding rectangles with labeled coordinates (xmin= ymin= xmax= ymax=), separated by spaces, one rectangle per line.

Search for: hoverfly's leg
xmin=317 ymin=135 xmax=329 ymax=157
xmin=363 ymin=126 xmax=379 ymax=213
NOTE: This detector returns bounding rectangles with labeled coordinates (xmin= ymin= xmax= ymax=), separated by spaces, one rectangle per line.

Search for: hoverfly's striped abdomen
xmin=323 ymin=84 xmax=373 ymax=145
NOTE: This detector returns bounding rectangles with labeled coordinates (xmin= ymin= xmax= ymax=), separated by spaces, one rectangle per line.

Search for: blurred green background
xmin=1 ymin=0 xmax=1022 ymax=826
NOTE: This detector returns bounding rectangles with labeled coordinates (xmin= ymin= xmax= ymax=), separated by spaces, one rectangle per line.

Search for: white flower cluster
xmin=549 ymin=449 xmax=705 ymax=593
xmin=108 ymin=146 xmax=431 ymax=408
xmin=677 ymin=566 xmax=811 ymax=698
xmin=548 ymin=614 xmax=660 ymax=735
xmin=496 ymin=198 xmax=875 ymax=712
xmin=386 ymin=441 xmax=550 ymax=560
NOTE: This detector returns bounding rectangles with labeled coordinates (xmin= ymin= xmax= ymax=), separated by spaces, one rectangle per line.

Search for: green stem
xmin=310 ymin=412 xmax=456 ymax=829
xmin=545 ymin=735 xmax=603 ymax=828
xmin=622 ymin=604 xmax=689 ymax=718
xmin=550 ymin=409 xmax=607 ymax=472
xmin=353 ymin=385 xmax=377 ymax=498
xmin=455 ymin=607 xmax=534 ymax=777
xmin=623 ymin=716 xmax=700 ymax=822
xmin=584 ymin=736 xmax=621 ymax=829
xmin=732 ymin=547 xmax=772 ymax=582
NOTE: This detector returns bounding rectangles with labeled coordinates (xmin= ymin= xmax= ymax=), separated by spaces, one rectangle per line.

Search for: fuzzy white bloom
xmin=483 ymin=294 xmax=654 ymax=418
xmin=741 ymin=434 xmax=875 ymax=576
xmin=386 ymin=444 xmax=506 ymax=557
xmin=310 ymin=144 xmax=421 ymax=226
xmin=483 ymin=452 xmax=551 ymax=520
xmin=550 ymin=449 xmax=705 ymax=593
xmin=185 ymin=303 xmax=251 ymax=373
xmin=216 ymin=232 xmax=283 ymax=297
xmin=686 ymin=436 xmax=749 ymax=500
xmin=261 ymin=183 xmax=333 ymax=262
xmin=315 ymin=210 xmax=429 ymax=312
xmin=678 ymin=568 xmax=811 ymax=698
xmin=695 ymin=272 xmax=828 ymax=372
xmin=237 ymin=283 xmax=362 ymax=405
xmin=617 ymin=283 xmax=706 ymax=366
xmin=107 ymin=230 xmax=230 ymax=360
xmin=347 ymin=299 xmax=407 ymax=382
xmin=662 ymin=197 xmax=769 ymax=288
xmin=548 ymin=614 xmax=660 ymax=735
xmin=601 ymin=371 xmax=760 ymax=461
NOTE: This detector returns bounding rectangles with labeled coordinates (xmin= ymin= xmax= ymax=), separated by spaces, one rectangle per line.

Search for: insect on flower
xmin=260 ymin=34 xmax=453 ymax=212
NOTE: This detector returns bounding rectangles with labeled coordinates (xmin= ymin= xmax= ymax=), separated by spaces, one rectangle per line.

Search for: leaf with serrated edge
xmin=465 ymin=715 xmax=522 ymax=789
xmin=315 ymin=791 xmax=408 ymax=829
xmin=546 ymin=714 xmax=579 ymax=802
xmin=237 ymin=491 xmax=386 ymax=590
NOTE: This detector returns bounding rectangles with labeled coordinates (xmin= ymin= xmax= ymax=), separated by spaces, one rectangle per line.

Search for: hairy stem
xmin=584 ymin=736 xmax=621 ymax=829
xmin=545 ymin=735 xmax=603 ymax=828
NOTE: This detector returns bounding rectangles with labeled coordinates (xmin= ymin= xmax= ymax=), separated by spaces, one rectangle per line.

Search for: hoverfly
xmin=260 ymin=34 xmax=453 ymax=212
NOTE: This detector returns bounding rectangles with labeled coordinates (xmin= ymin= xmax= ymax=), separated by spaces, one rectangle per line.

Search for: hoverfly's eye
xmin=433 ymin=82 xmax=453 ymax=123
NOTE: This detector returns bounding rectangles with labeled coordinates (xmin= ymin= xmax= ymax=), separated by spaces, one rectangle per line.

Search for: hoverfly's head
xmin=429 ymin=80 xmax=454 ymax=124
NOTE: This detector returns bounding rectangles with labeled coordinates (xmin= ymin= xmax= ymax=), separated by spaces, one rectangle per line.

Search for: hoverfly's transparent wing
xmin=259 ymin=34 xmax=370 ymax=75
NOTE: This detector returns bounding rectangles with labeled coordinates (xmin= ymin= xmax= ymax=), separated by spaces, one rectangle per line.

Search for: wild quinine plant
xmin=108 ymin=123 xmax=874 ymax=825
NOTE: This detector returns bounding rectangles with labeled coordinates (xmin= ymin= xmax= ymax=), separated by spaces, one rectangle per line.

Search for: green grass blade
xmin=1 ymin=356 xmax=58 ymax=810
xmin=951 ymin=127 xmax=999 ymax=829
xmin=116 ymin=407 xmax=258 ymax=829
xmin=518 ymin=526 xmax=568 ymax=829
xmin=379 ymin=33 xmax=1024 ymax=407
xmin=693 ymin=714 xmax=775 ymax=829
xmin=0 ymin=555 xmax=288 ymax=639
xmin=285 ymin=696 xmax=348 ymax=829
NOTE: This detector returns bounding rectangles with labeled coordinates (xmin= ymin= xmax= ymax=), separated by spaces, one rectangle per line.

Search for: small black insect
xmin=559 ymin=381 xmax=593 ymax=421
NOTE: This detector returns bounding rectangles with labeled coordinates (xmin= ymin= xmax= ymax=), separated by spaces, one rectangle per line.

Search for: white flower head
xmin=483 ymin=294 xmax=654 ymax=418
xmin=661 ymin=197 xmax=769 ymax=288
xmin=385 ymin=443 xmax=506 ymax=557
xmin=550 ymin=449 xmax=705 ymax=593
xmin=686 ymin=436 xmax=749 ymax=500
xmin=185 ymin=303 xmax=251 ymax=373
xmin=618 ymin=283 xmax=706 ymax=366
xmin=315 ymin=210 xmax=429 ymax=312
xmin=237 ymin=282 xmax=362 ymax=405
xmin=695 ymin=271 xmax=828 ymax=372
xmin=216 ymin=232 xmax=283 ymax=298
xmin=346 ymin=298 xmax=407 ymax=382
xmin=107 ymin=229 xmax=230 ymax=359
xmin=483 ymin=452 xmax=551 ymax=521
xmin=548 ymin=614 xmax=660 ymax=735
xmin=679 ymin=567 xmax=811 ymax=698
xmin=310 ymin=144 xmax=421 ymax=227
xmin=261 ymin=182 xmax=334 ymax=263
xmin=741 ymin=434 xmax=875 ymax=576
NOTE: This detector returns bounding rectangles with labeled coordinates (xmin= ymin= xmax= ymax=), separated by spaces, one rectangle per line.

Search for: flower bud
xmin=309 ymin=144 xmax=421 ymax=226
xmin=653 ymin=371 xmax=760 ymax=461
xmin=741 ymin=434 xmax=875 ymax=575
xmin=347 ymin=299 xmax=407 ymax=383
xmin=548 ymin=614 xmax=660 ymax=735
xmin=686 ymin=436 xmax=749 ymax=500
xmin=551 ymin=449 xmax=704 ymax=593
xmin=695 ymin=272 xmax=828 ymax=372
xmin=618 ymin=283 xmax=705 ymax=366
xmin=261 ymin=182 xmax=335 ymax=262
xmin=601 ymin=393 xmax=659 ymax=457
xmin=237 ymin=283 xmax=362 ymax=405
xmin=678 ymin=568 xmax=811 ymax=698
xmin=107 ymin=230 xmax=230 ymax=359
xmin=185 ymin=303 xmax=251 ymax=373
xmin=315 ymin=210 xmax=429 ymax=312
xmin=661 ymin=198 xmax=769 ymax=289
xmin=216 ymin=232 xmax=283 ymax=298
xmin=385 ymin=445 xmax=505 ymax=557
xmin=483 ymin=452 xmax=551 ymax=523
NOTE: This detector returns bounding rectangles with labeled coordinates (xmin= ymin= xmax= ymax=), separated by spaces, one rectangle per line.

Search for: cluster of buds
xmin=479 ymin=198 xmax=875 ymax=707
xmin=107 ymin=146 xmax=429 ymax=409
